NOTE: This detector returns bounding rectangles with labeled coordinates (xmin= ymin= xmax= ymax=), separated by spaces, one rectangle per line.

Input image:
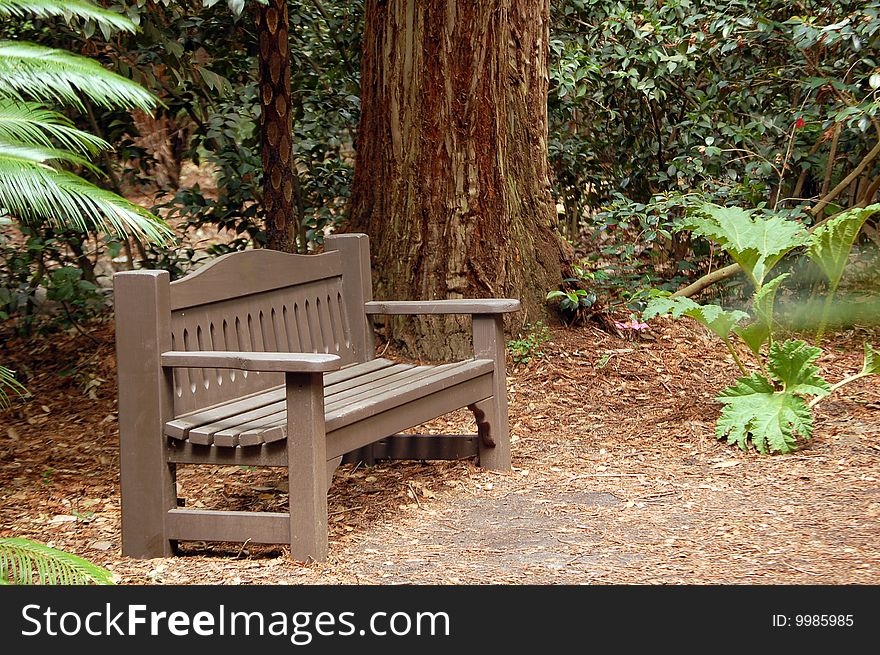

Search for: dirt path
xmin=2 ymin=319 xmax=878 ymax=585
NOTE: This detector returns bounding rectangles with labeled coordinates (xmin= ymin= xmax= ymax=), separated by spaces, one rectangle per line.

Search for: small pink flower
xmin=614 ymin=319 xmax=649 ymax=331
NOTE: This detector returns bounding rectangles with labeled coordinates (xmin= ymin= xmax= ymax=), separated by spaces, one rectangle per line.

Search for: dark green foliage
xmin=124 ymin=0 xmax=361 ymax=262
xmin=4 ymin=0 xmax=880 ymax=346
xmin=549 ymin=0 xmax=880 ymax=302
xmin=1 ymin=0 xmax=363 ymax=328
xmin=0 ymin=224 xmax=111 ymax=334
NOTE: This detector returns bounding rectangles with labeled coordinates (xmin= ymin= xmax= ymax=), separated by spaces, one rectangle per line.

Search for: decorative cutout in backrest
xmin=168 ymin=249 xmax=356 ymax=415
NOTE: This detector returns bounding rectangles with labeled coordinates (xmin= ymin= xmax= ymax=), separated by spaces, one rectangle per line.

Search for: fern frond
xmin=0 ymin=538 xmax=114 ymax=585
xmin=0 ymin=0 xmax=137 ymax=32
xmin=0 ymin=152 xmax=173 ymax=242
xmin=0 ymin=99 xmax=109 ymax=155
xmin=0 ymin=365 xmax=26 ymax=409
xmin=0 ymin=41 xmax=156 ymax=112
xmin=0 ymin=139 xmax=98 ymax=171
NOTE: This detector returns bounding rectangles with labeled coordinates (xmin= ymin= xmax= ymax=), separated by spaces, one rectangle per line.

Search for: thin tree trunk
xmin=347 ymin=0 xmax=572 ymax=359
xmin=257 ymin=0 xmax=303 ymax=252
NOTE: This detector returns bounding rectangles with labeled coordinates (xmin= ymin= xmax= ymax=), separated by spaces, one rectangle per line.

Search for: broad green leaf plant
xmin=644 ymin=202 xmax=880 ymax=454
xmin=0 ymin=0 xmax=172 ymax=405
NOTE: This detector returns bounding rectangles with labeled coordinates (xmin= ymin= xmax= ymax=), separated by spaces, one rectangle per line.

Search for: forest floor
xmin=2 ymin=312 xmax=879 ymax=585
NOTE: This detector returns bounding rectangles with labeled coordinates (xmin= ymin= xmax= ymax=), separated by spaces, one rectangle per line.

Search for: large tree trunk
xmin=347 ymin=0 xmax=572 ymax=360
xmin=257 ymin=0 xmax=303 ymax=252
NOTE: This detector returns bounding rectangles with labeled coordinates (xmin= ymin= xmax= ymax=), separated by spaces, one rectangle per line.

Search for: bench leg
xmin=119 ymin=433 xmax=178 ymax=558
xmin=115 ymin=270 xmax=177 ymax=558
xmin=286 ymin=372 xmax=329 ymax=562
xmin=472 ymin=315 xmax=512 ymax=471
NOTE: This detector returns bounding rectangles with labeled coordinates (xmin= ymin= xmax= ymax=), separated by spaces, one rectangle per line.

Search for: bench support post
xmin=326 ymin=232 xmax=378 ymax=467
xmin=114 ymin=271 xmax=177 ymax=557
xmin=325 ymin=233 xmax=375 ymax=361
xmin=471 ymin=314 xmax=512 ymax=471
xmin=286 ymin=372 xmax=329 ymax=561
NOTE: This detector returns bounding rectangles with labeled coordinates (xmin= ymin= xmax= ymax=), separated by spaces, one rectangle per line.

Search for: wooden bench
xmin=113 ymin=233 xmax=520 ymax=561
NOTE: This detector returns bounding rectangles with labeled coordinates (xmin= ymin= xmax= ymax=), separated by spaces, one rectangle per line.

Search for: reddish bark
xmin=347 ymin=0 xmax=572 ymax=358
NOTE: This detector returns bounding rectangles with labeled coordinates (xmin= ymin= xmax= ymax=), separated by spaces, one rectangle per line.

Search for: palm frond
xmin=0 ymin=0 xmax=137 ymax=32
xmin=0 ymin=365 xmax=27 ymax=409
xmin=0 ymin=41 xmax=156 ymax=112
xmin=0 ymin=538 xmax=114 ymax=585
xmin=0 ymin=153 xmax=174 ymax=242
xmin=0 ymin=98 xmax=109 ymax=155
xmin=0 ymin=139 xmax=98 ymax=171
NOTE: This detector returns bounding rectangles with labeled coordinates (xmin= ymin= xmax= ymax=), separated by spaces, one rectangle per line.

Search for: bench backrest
xmin=114 ymin=233 xmax=374 ymax=417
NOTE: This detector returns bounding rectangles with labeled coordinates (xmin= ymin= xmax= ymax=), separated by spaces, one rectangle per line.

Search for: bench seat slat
xmin=188 ymin=395 xmax=294 ymax=444
xmin=188 ymin=363 xmax=457 ymax=446
xmin=186 ymin=363 xmax=427 ymax=446
xmin=326 ymin=360 xmax=493 ymax=431
xmin=323 ymin=362 xmax=454 ymax=407
xmin=165 ymin=359 xmax=493 ymax=448
xmin=324 ymin=357 xmax=396 ymax=385
xmin=244 ymin=359 xmax=492 ymax=443
xmin=320 ymin=361 xmax=417 ymax=394
xmin=166 ymin=384 xmax=285 ymax=440
xmin=166 ymin=358 xmax=399 ymax=440
xmin=239 ymin=362 xmax=465 ymax=444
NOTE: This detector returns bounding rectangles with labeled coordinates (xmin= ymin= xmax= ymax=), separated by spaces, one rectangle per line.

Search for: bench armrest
xmin=161 ymin=351 xmax=342 ymax=373
xmin=364 ymin=299 xmax=521 ymax=315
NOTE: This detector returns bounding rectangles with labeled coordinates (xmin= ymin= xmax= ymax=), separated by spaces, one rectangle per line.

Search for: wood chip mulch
xmin=2 ymin=318 xmax=878 ymax=585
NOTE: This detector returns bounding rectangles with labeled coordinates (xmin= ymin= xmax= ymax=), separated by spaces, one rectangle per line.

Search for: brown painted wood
xmin=173 ymin=362 xmax=424 ymax=445
xmin=326 ymin=374 xmax=494 ymax=459
xmin=364 ymin=299 xmax=521 ymax=314
xmin=206 ymin=360 xmax=492 ymax=446
xmin=324 ymin=233 xmax=377 ymax=463
xmin=202 ymin=403 xmax=286 ymax=446
xmin=326 ymin=357 xmax=396 ymax=383
xmin=166 ymin=385 xmax=285 ymax=440
xmin=166 ymin=509 xmax=290 ymax=544
xmin=167 ymin=442 xmax=339 ymax=490
xmin=472 ymin=314 xmax=511 ymax=470
xmin=342 ymin=434 xmax=479 ymax=462
xmin=114 ymin=271 xmax=177 ymax=558
xmin=325 ymin=234 xmax=375 ymax=361
xmin=236 ymin=431 xmax=266 ymax=448
xmin=169 ymin=278 xmax=357 ymax=415
xmin=326 ymin=360 xmax=493 ymax=430
xmin=193 ymin=400 xmax=288 ymax=446
xmin=161 ymin=350 xmax=341 ymax=372
xmin=321 ymin=362 xmax=415 ymax=395
xmin=167 ymin=440 xmax=289 ymax=466
xmin=169 ymin=249 xmax=342 ymax=311
xmin=114 ymin=233 xmax=518 ymax=562
xmin=286 ymin=372 xmax=328 ymax=561
xmin=165 ymin=359 xmax=399 ymax=440
xmin=324 ymin=364 xmax=451 ymax=410
xmin=170 ymin=432 xmax=479 ymax=467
